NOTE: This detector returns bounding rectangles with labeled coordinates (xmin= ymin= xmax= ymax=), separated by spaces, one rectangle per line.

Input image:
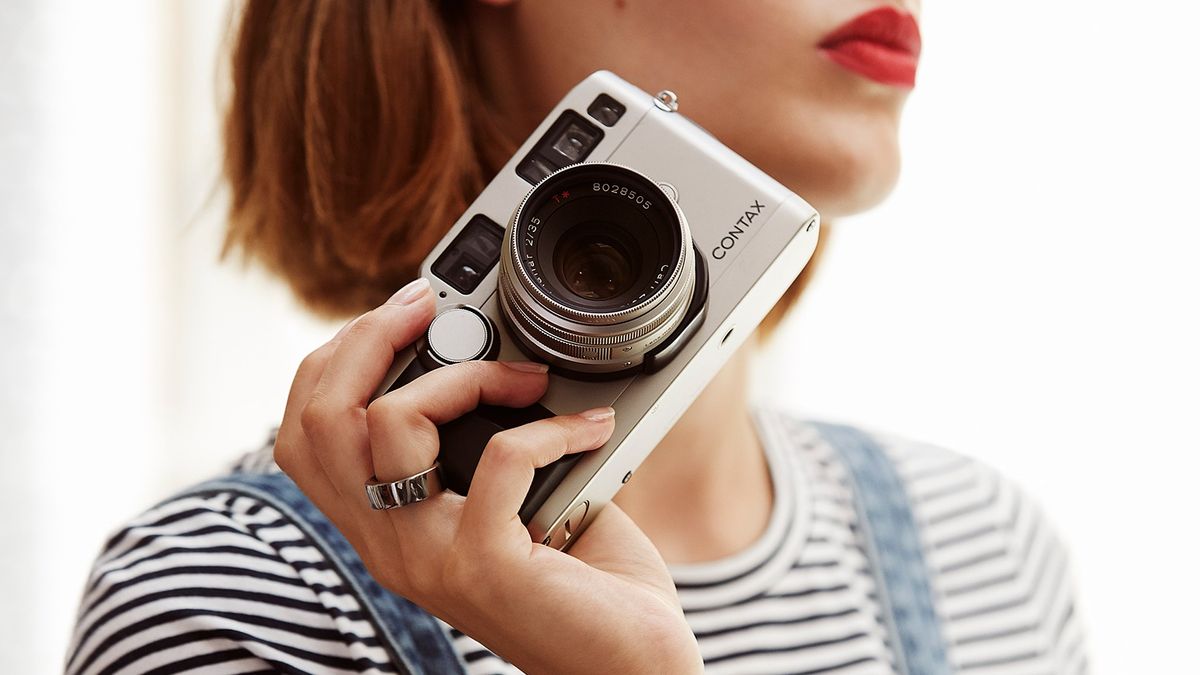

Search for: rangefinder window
xmin=586 ymin=93 xmax=626 ymax=127
xmin=516 ymin=110 xmax=603 ymax=185
xmin=432 ymin=214 xmax=505 ymax=294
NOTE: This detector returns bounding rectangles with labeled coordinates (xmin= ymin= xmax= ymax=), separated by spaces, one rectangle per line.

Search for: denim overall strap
xmin=811 ymin=422 xmax=951 ymax=675
xmin=176 ymin=472 xmax=468 ymax=675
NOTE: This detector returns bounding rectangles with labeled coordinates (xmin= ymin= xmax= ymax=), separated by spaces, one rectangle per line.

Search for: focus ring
xmin=500 ymin=268 xmax=694 ymax=364
xmin=498 ymin=249 xmax=693 ymax=348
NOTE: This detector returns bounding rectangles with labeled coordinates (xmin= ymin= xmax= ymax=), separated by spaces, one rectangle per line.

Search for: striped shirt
xmin=66 ymin=409 xmax=1088 ymax=674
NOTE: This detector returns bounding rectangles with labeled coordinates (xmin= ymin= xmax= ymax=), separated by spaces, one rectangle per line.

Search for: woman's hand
xmin=273 ymin=279 xmax=703 ymax=675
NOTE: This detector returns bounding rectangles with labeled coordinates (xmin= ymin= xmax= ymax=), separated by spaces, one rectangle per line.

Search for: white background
xmin=2 ymin=1 xmax=1197 ymax=672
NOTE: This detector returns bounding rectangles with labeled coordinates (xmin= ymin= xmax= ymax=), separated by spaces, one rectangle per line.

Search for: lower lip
xmin=820 ymin=40 xmax=918 ymax=88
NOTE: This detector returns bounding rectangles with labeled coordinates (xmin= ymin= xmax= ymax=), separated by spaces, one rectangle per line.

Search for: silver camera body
xmin=372 ymin=71 xmax=819 ymax=550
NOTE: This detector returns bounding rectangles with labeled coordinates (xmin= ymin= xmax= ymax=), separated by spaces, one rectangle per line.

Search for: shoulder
xmin=763 ymin=408 xmax=1089 ymax=673
xmin=66 ymin=479 xmax=397 ymax=674
xmin=874 ymin=427 xmax=1089 ymax=672
xmin=761 ymin=407 xmax=1056 ymax=550
xmin=852 ymin=422 xmax=1065 ymax=581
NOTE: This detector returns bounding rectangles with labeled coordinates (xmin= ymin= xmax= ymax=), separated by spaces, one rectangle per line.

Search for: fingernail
xmin=503 ymin=360 xmax=549 ymax=374
xmin=388 ymin=278 xmax=431 ymax=305
xmin=581 ymin=406 xmax=615 ymax=422
xmin=334 ymin=311 xmax=369 ymax=339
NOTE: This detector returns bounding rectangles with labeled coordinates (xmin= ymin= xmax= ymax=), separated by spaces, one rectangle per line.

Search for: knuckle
xmin=588 ymin=417 xmax=613 ymax=447
xmin=556 ymin=418 xmax=580 ymax=451
xmin=298 ymin=397 xmax=332 ymax=439
xmin=547 ymin=416 xmax=585 ymax=455
xmin=297 ymin=345 xmax=331 ymax=380
xmin=346 ymin=309 xmax=382 ymax=336
xmin=364 ymin=397 xmax=392 ymax=430
xmin=484 ymin=432 xmax=524 ymax=466
xmin=366 ymin=395 xmax=420 ymax=436
xmin=272 ymin=436 xmax=297 ymax=473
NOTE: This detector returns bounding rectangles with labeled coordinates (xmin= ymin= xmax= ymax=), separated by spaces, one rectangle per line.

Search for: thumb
xmin=567 ymin=502 xmax=676 ymax=595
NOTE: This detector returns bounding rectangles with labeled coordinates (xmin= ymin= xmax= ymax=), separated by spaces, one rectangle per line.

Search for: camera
xmin=372 ymin=71 xmax=819 ymax=550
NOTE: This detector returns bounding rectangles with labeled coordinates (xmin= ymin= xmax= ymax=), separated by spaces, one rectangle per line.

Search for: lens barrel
xmin=498 ymin=163 xmax=696 ymax=374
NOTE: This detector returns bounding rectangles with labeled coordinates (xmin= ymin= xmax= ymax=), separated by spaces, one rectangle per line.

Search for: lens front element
xmin=554 ymin=227 xmax=641 ymax=301
xmin=498 ymin=163 xmax=696 ymax=374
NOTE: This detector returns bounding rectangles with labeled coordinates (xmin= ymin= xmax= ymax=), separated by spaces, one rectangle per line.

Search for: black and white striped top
xmin=66 ymin=409 xmax=1088 ymax=674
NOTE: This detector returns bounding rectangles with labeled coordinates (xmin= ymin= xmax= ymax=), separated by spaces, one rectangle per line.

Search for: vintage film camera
xmin=372 ymin=71 xmax=819 ymax=550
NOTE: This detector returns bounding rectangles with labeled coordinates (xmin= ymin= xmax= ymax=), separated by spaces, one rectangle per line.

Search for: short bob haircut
xmin=221 ymin=1 xmax=824 ymax=335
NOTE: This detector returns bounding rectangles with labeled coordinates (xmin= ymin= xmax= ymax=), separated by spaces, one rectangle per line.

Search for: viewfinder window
xmin=432 ymin=214 xmax=505 ymax=294
xmin=516 ymin=110 xmax=603 ymax=185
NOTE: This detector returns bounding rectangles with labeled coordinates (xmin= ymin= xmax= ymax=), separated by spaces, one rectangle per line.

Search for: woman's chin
xmin=781 ymin=144 xmax=902 ymax=219
xmin=814 ymin=158 xmax=902 ymax=218
xmin=740 ymin=109 xmax=904 ymax=219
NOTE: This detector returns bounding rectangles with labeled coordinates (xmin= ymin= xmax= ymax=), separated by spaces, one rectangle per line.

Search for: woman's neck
xmin=611 ymin=342 xmax=775 ymax=564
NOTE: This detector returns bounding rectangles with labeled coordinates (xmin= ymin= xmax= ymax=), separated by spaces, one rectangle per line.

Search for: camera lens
xmin=497 ymin=163 xmax=697 ymax=375
xmin=553 ymin=226 xmax=641 ymax=301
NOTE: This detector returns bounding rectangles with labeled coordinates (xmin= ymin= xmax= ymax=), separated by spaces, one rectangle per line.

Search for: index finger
xmin=314 ymin=278 xmax=435 ymax=410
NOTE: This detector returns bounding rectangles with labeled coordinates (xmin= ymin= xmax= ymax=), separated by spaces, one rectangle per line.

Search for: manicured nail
xmin=388 ymin=278 xmax=431 ymax=305
xmin=503 ymin=360 xmax=549 ymax=374
xmin=581 ymin=406 xmax=615 ymax=422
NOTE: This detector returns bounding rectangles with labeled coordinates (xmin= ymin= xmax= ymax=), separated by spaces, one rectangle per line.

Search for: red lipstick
xmin=819 ymin=6 xmax=922 ymax=88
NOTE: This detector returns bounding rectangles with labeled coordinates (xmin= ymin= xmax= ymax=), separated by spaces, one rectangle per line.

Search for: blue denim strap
xmin=176 ymin=472 xmax=468 ymax=675
xmin=812 ymin=422 xmax=951 ymax=675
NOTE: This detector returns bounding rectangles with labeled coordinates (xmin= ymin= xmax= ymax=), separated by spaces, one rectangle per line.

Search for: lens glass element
xmin=553 ymin=226 xmax=641 ymax=301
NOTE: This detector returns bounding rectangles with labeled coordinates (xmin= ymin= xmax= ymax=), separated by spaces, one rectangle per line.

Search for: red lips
xmin=819 ymin=6 xmax=922 ymax=88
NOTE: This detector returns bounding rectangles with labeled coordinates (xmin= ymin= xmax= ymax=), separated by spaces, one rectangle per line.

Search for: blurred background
xmin=2 ymin=1 xmax=1197 ymax=672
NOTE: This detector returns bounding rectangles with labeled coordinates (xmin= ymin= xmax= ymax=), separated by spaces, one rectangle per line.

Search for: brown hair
xmin=221 ymin=0 xmax=821 ymax=332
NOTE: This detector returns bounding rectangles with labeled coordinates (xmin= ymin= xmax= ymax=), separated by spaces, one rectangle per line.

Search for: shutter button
xmin=417 ymin=305 xmax=499 ymax=369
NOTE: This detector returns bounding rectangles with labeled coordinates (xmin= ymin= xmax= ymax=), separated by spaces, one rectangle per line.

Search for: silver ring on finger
xmin=365 ymin=462 xmax=445 ymax=510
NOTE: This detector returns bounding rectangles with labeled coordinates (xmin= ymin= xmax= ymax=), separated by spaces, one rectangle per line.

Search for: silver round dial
xmin=425 ymin=306 xmax=495 ymax=364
